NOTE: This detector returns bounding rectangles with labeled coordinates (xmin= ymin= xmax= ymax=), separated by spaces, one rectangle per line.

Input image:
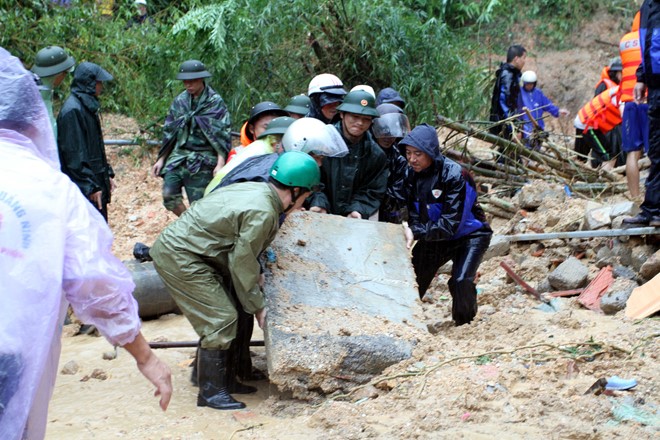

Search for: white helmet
xmin=282 ymin=117 xmax=348 ymax=157
xmin=521 ymin=70 xmax=537 ymax=84
xmin=308 ymin=73 xmax=347 ymax=96
xmin=350 ymin=84 xmax=376 ymax=99
xmin=135 ymin=0 xmax=147 ymax=5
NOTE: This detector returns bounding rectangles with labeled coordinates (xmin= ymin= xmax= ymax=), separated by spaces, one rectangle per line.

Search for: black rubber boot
xmin=196 ymin=348 xmax=245 ymax=410
xmin=190 ymin=346 xmax=199 ymax=387
xmin=191 ymin=346 xmax=256 ymax=393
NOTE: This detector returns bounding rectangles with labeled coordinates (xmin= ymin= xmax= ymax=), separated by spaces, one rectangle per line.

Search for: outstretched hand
xmin=136 ymin=351 xmax=173 ymax=411
xmin=123 ymin=332 xmax=172 ymax=411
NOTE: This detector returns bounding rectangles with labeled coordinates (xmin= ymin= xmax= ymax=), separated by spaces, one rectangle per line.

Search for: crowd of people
xmin=3 ymin=1 xmax=659 ymax=436
xmin=488 ymin=11 xmax=656 ymax=214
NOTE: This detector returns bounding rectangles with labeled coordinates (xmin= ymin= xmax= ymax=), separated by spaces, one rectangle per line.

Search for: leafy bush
xmin=0 ymin=0 xmax=638 ymax=135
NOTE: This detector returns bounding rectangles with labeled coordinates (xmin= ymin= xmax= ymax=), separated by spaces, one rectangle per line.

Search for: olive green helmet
xmin=258 ymin=116 xmax=295 ymax=139
xmin=284 ymin=94 xmax=311 ymax=116
xmin=31 ymin=46 xmax=75 ymax=78
xmin=175 ymin=59 xmax=211 ymax=80
xmin=337 ymin=90 xmax=380 ymax=118
xmin=270 ymin=151 xmax=321 ymax=191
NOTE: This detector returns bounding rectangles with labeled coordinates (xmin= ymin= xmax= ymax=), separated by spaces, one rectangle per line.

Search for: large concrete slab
xmin=263 ymin=211 xmax=425 ymax=398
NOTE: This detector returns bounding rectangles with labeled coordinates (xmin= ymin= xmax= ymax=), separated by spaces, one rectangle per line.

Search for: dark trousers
xmin=641 ymin=87 xmax=660 ymax=218
xmin=412 ymin=231 xmax=492 ymax=325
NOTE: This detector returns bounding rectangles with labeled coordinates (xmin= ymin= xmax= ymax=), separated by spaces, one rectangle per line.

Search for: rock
xmin=600 ymin=278 xmax=638 ymax=315
xmin=518 ymin=181 xmax=565 ymax=210
xmin=548 ymin=257 xmax=589 ymax=290
xmin=584 ymin=206 xmax=612 ymax=230
xmin=546 ymin=215 xmax=561 ymax=227
xmin=61 ymin=323 xmax=81 ymax=338
xmin=610 ymin=240 xmax=633 ymax=266
xmin=631 ymin=245 xmax=655 ymax=272
xmin=438 ymin=261 xmax=452 ymax=274
xmin=610 ymin=201 xmax=638 ymax=218
xmin=535 ymin=278 xmax=552 ymax=294
xmin=545 ymin=239 xmax=566 ymax=248
xmin=479 ymin=304 xmax=497 ymax=316
xmin=611 ymin=216 xmax=629 ymax=242
xmin=612 ymin=265 xmax=638 ymax=281
xmin=264 ymin=212 xmax=424 ymax=398
xmin=90 ymin=368 xmax=108 ymax=380
xmin=640 ymin=250 xmax=660 ymax=280
xmin=483 ymin=235 xmax=510 ymax=261
xmin=102 ymin=350 xmax=117 ymax=360
xmin=596 ymin=257 xmax=619 ymax=268
xmin=596 ymin=245 xmax=613 ymax=261
xmin=60 ymin=360 xmax=79 ymax=375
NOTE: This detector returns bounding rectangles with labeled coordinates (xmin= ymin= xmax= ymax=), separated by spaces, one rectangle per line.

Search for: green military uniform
xmin=159 ymin=84 xmax=231 ymax=209
xmin=150 ymin=182 xmax=282 ymax=349
xmin=310 ymin=121 xmax=388 ymax=218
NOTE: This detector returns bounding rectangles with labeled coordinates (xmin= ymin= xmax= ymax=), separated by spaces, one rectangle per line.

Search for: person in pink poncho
xmin=0 ymin=47 xmax=171 ymax=440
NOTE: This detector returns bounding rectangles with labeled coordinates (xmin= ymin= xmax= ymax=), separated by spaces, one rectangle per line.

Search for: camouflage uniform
xmin=158 ymin=85 xmax=231 ymax=210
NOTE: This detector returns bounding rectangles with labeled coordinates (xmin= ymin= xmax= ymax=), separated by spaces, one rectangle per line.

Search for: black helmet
xmin=175 ymin=59 xmax=211 ymax=80
xmin=248 ymin=101 xmax=288 ymax=126
xmin=337 ymin=90 xmax=380 ymax=118
xmin=31 ymin=46 xmax=75 ymax=78
xmin=609 ymin=57 xmax=623 ymax=72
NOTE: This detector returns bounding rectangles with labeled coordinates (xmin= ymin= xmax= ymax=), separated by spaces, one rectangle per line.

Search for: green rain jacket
xmin=152 ymin=182 xmax=283 ymax=314
xmin=310 ymin=121 xmax=388 ymax=218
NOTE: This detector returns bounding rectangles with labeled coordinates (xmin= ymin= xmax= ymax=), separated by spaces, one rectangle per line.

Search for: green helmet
xmin=258 ymin=116 xmax=295 ymax=139
xmin=284 ymin=94 xmax=311 ymax=116
xmin=175 ymin=59 xmax=211 ymax=80
xmin=270 ymin=151 xmax=321 ymax=191
xmin=31 ymin=46 xmax=75 ymax=78
xmin=337 ymin=90 xmax=379 ymax=118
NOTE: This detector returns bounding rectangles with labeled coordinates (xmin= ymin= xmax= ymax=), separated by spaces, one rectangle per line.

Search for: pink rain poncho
xmin=0 ymin=48 xmax=141 ymax=439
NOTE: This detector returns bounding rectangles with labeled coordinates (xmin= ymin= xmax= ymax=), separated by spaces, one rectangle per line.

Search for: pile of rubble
xmin=481 ymin=179 xmax=659 ymax=317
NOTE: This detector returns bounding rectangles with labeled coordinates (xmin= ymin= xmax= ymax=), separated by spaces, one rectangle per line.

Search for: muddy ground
xmin=47 ymin=10 xmax=659 ymax=440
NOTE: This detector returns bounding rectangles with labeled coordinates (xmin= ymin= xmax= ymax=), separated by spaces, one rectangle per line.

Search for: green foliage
xmin=0 ymin=0 xmax=638 ymax=133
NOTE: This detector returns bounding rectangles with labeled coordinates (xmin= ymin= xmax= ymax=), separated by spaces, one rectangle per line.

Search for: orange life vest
xmin=595 ymin=67 xmax=617 ymax=91
xmin=619 ymin=31 xmax=642 ymax=102
xmin=632 ymin=11 xmax=640 ymax=33
xmin=578 ymin=86 xmax=622 ymax=134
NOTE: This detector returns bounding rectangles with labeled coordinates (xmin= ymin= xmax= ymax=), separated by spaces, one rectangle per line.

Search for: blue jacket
xmin=518 ymin=86 xmax=560 ymax=138
xmin=402 ymin=124 xmax=489 ymax=241
xmin=490 ymin=62 xmax=522 ymax=121
xmin=637 ymin=0 xmax=660 ymax=88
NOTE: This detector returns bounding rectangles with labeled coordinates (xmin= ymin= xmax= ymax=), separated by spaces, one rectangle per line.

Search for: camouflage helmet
xmin=31 ymin=46 xmax=75 ymax=78
xmin=175 ymin=59 xmax=211 ymax=80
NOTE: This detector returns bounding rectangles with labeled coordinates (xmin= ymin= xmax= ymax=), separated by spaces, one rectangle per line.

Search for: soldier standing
xmin=152 ymin=60 xmax=231 ymax=216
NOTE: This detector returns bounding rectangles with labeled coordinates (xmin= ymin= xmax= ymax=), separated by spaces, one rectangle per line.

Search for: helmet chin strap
xmin=283 ymin=187 xmax=303 ymax=214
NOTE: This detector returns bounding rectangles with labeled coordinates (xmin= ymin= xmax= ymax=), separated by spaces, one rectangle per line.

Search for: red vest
xmin=619 ymin=31 xmax=642 ymax=102
xmin=578 ymin=86 xmax=622 ymax=134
